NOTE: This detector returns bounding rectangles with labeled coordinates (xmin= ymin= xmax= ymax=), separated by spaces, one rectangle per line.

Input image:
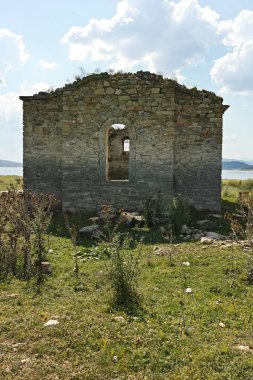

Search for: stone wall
xmin=20 ymin=71 xmax=228 ymax=214
xmin=174 ymin=87 xmax=228 ymax=211
xmin=22 ymin=94 xmax=63 ymax=199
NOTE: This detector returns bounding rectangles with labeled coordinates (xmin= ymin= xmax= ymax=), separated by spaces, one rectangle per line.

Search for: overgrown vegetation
xmin=1 ymin=177 xmax=253 ymax=379
xmin=0 ymin=184 xmax=57 ymax=290
xmin=0 ymin=175 xmax=22 ymax=191
xmin=107 ymin=233 xmax=142 ymax=312
xmin=168 ymin=194 xmax=190 ymax=235
xmin=225 ymin=191 xmax=253 ymax=283
xmin=222 ymin=178 xmax=253 ymax=201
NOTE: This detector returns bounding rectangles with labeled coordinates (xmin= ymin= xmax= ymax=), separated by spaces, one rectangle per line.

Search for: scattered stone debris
xmin=99 ymin=212 xmax=116 ymax=222
xmin=234 ymin=344 xmax=253 ymax=353
xmin=121 ymin=212 xmax=145 ymax=228
xmin=154 ymin=246 xmax=175 ymax=256
xmin=200 ymin=237 xmax=213 ymax=245
xmin=206 ymin=231 xmax=227 ymax=240
xmin=78 ymin=225 xmax=103 ymax=239
xmin=182 ymin=235 xmax=192 ymax=242
xmin=12 ymin=343 xmax=24 ymax=348
xmin=159 ymin=226 xmax=167 ymax=234
xmin=176 ymin=220 xmax=229 ymax=243
xmin=44 ymin=319 xmax=59 ymax=327
xmin=209 ymin=214 xmax=222 ymax=219
xmin=181 ymin=224 xmax=192 ymax=235
xmin=113 ymin=316 xmax=126 ymax=322
xmin=5 ymin=293 xmax=19 ymax=299
xmin=222 ymin=243 xmax=233 ymax=248
xmin=196 ymin=220 xmax=211 ymax=230
xmin=243 ymin=247 xmax=253 ymax=252
xmin=21 ymin=358 xmax=30 ymax=364
xmin=89 ymin=216 xmax=100 ymax=224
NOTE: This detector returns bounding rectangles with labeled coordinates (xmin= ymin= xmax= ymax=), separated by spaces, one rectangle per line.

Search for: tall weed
xmin=225 ymin=192 xmax=253 ymax=282
xmin=107 ymin=234 xmax=141 ymax=312
xmin=0 ymin=185 xmax=57 ymax=286
xmin=168 ymin=195 xmax=190 ymax=235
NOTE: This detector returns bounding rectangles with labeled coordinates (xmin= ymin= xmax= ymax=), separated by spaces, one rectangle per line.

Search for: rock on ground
xmin=78 ymin=225 xmax=103 ymax=239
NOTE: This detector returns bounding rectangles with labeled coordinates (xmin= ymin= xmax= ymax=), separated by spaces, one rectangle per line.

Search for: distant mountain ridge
xmin=222 ymin=160 xmax=253 ymax=170
xmin=0 ymin=159 xmax=23 ymax=167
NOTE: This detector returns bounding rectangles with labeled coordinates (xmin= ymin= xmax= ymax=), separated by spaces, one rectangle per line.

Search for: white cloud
xmin=0 ymin=82 xmax=50 ymax=133
xmin=0 ymin=92 xmax=21 ymax=128
xmin=211 ymin=10 xmax=253 ymax=95
xmin=0 ymin=81 xmax=50 ymax=162
xmin=61 ymin=0 xmax=253 ymax=94
xmin=220 ymin=10 xmax=253 ymax=48
xmin=62 ymin=0 xmax=220 ymax=76
xmin=0 ymin=28 xmax=30 ymax=84
xmin=20 ymin=82 xmax=50 ymax=95
xmin=211 ymin=42 xmax=253 ymax=95
xmin=40 ymin=60 xmax=59 ymax=70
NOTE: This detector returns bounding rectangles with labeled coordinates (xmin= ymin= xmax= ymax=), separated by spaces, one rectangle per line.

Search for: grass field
xmin=1 ymin=177 xmax=253 ymax=379
xmin=0 ymin=175 xmax=23 ymax=191
xmin=222 ymin=179 xmax=253 ymax=202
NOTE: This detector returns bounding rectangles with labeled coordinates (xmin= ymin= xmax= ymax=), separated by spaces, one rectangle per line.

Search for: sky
xmin=1 ymin=0 xmax=253 ymax=163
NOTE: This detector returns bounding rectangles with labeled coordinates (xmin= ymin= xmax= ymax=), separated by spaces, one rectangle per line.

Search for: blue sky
xmin=1 ymin=0 xmax=253 ymax=162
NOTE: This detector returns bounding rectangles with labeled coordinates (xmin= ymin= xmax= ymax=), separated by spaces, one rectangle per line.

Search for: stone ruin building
xmin=20 ymin=71 xmax=229 ymax=214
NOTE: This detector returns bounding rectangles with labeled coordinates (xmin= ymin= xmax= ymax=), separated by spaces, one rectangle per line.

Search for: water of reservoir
xmin=0 ymin=167 xmax=23 ymax=176
xmin=0 ymin=167 xmax=253 ymax=180
xmin=222 ymin=170 xmax=253 ymax=180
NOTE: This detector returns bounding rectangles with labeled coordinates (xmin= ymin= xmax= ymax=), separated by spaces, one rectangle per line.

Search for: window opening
xmin=107 ymin=124 xmax=129 ymax=181
xmin=123 ymin=138 xmax=130 ymax=152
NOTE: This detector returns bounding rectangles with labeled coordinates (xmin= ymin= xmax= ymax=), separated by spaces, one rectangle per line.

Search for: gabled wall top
xmin=19 ymin=71 xmax=228 ymax=112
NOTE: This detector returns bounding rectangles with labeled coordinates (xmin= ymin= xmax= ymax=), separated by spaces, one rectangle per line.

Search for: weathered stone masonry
xmin=20 ymin=71 xmax=229 ymax=213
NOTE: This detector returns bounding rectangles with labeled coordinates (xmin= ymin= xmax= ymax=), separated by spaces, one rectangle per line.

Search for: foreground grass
xmin=1 ymin=229 xmax=253 ymax=379
xmin=1 ymin=176 xmax=253 ymax=379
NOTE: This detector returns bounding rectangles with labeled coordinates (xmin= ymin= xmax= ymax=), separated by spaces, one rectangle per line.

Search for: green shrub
xmin=107 ymin=234 xmax=141 ymax=312
xmin=225 ymin=192 xmax=253 ymax=283
xmin=241 ymin=179 xmax=253 ymax=191
xmin=222 ymin=186 xmax=232 ymax=198
xmin=227 ymin=179 xmax=241 ymax=187
xmin=168 ymin=195 xmax=190 ymax=235
xmin=0 ymin=185 xmax=57 ymax=286
xmin=143 ymin=192 xmax=164 ymax=227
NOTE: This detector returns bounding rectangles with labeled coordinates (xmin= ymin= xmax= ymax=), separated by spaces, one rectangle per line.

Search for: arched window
xmin=123 ymin=138 xmax=130 ymax=152
xmin=107 ymin=124 xmax=129 ymax=181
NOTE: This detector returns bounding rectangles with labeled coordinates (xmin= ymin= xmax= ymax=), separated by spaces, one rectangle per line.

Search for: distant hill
xmin=0 ymin=159 xmax=23 ymax=167
xmin=222 ymin=160 xmax=253 ymax=170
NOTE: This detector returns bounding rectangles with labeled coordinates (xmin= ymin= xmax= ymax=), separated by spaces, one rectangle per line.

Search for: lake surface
xmin=222 ymin=170 xmax=253 ymax=180
xmin=0 ymin=167 xmax=23 ymax=176
xmin=0 ymin=167 xmax=253 ymax=180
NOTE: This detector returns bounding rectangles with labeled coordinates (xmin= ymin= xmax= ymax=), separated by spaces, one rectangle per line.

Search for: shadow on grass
xmin=48 ymin=212 xmax=165 ymax=246
xmin=48 ymin=198 xmax=238 ymax=246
